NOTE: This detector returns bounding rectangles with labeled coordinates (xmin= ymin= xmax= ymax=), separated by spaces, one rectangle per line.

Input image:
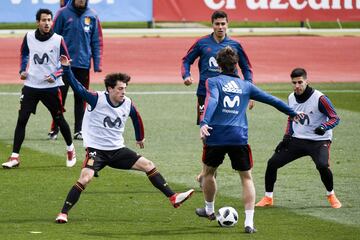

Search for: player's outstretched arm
xmin=250 ymin=84 xmax=297 ymax=117
xmin=60 ymin=55 xmax=98 ymax=108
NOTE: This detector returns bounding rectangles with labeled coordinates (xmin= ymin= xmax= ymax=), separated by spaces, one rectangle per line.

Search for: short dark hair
xmin=104 ymin=73 xmax=131 ymax=89
xmin=211 ymin=10 xmax=228 ymax=23
xmin=36 ymin=9 xmax=53 ymax=21
xmin=216 ymin=46 xmax=239 ymax=73
xmin=290 ymin=68 xmax=307 ymax=79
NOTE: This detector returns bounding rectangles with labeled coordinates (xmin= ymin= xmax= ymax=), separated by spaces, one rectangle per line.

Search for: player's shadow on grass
xmin=282 ymin=205 xmax=330 ymax=209
xmin=81 ymin=225 xmax=238 ymax=238
xmin=85 ymin=190 xmax=159 ymax=195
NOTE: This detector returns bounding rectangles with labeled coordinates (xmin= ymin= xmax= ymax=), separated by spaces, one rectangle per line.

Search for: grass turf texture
xmin=0 ymin=83 xmax=359 ymax=239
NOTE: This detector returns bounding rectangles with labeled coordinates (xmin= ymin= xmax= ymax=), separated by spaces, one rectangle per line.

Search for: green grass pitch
xmin=0 ymin=83 xmax=359 ymax=240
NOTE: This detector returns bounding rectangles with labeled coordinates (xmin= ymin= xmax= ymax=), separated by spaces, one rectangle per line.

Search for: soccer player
xmin=181 ymin=10 xmax=254 ymax=186
xmin=48 ymin=0 xmax=103 ymax=141
xmin=2 ymin=9 xmax=76 ymax=169
xmin=256 ymin=68 xmax=342 ymax=209
xmin=195 ymin=47 xmax=304 ymax=233
xmin=55 ymin=55 xmax=194 ymax=224
xmin=182 ymin=10 xmax=254 ymax=125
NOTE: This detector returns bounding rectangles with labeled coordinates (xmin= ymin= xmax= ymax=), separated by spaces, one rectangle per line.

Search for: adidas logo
xmin=222 ymin=80 xmax=242 ymax=94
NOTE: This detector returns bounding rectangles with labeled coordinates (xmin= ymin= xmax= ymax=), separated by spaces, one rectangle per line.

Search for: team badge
xmin=88 ymin=151 xmax=96 ymax=166
xmin=87 ymin=159 xmax=94 ymax=166
xmin=84 ymin=17 xmax=91 ymax=25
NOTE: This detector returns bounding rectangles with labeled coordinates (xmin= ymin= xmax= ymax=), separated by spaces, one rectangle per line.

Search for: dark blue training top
xmin=201 ymin=74 xmax=297 ymax=146
xmin=182 ymin=34 xmax=253 ymax=96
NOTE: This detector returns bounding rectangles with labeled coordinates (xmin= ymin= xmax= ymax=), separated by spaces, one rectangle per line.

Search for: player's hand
xmin=275 ymin=135 xmax=291 ymax=153
xmin=314 ymin=126 xmax=326 ymax=135
xmin=60 ymin=55 xmax=71 ymax=66
xmin=20 ymin=71 xmax=27 ymax=80
xmin=94 ymin=68 xmax=102 ymax=73
xmin=293 ymin=112 xmax=307 ymax=123
xmin=45 ymin=74 xmax=56 ymax=83
xmin=136 ymin=139 xmax=145 ymax=149
xmin=248 ymin=100 xmax=255 ymax=110
xmin=184 ymin=76 xmax=193 ymax=86
xmin=200 ymin=124 xmax=212 ymax=139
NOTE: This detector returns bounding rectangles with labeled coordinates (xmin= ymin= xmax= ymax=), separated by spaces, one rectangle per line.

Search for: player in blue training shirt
xmin=182 ymin=10 xmax=254 ymax=125
xmin=195 ymin=47 xmax=304 ymax=234
xmin=182 ymin=10 xmax=254 ymax=187
xmin=55 ymin=55 xmax=194 ymax=224
xmin=256 ymin=68 xmax=341 ymax=209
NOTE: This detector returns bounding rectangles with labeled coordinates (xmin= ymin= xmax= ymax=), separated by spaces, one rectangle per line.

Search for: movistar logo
xmin=208 ymin=56 xmax=219 ymax=68
xmin=296 ymin=114 xmax=310 ymax=125
xmin=33 ymin=53 xmax=49 ymax=64
xmin=222 ymin=80 xmax=242 ymax=94
xmin=223 ymin=95 xmax=240 ymax=108
xmin=103 ymin=116 xmax=122 ymax=128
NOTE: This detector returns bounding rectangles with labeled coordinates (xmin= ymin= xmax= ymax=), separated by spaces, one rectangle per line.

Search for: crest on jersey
xmin=84 ymin=17 xmax=91 ymax=25
xmin=87 ymin=159 xmax=94 ymax=166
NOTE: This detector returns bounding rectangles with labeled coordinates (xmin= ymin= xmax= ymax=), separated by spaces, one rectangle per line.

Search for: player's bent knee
xmin=143 ymin=159 xmax=155 ymax=171
xmin=78 ymin=169 xmax=95 ymax=186
xmin=78 ymin=176 xmax=93 ymax=186
xmin=132 ymin=157 xmax=155 ymax=172
xmin=267 ymin=158 xmax=280 ymax=169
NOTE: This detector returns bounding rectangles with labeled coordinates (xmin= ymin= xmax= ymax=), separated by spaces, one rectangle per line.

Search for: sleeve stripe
xmin=61 ymin=38 xmax=70 ymax=58
xmin=131 ymin=103 xmax=145 ymax=140
xmin=19 ymin=34 xmax=28 ymax=72
xmin=202 ymin=79 xmax=210 ymax=122
xmin=319 ymin=95 xmax=340 ymax=129
xmin=97 ymin=20 xmax=104 ymax=70
xmin=240 ymin=46 xmax=253 ymax=82
xmin=136 ymin=110 xmax=145 ymax=140
xmin=181 ymin=36 xmax=207 ymax=78
xmin=285 ymin=116 xmax=293 ymax=135
xmin=319 ymin=96 xmax=337 ymax=116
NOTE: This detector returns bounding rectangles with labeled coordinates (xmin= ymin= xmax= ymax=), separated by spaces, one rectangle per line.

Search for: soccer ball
xmin=217 ymin=206 xmax=238 ymax=227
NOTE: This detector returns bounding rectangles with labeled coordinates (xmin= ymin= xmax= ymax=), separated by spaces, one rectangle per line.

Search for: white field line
xmin=1 ymin=89 xmax=360 ymax=96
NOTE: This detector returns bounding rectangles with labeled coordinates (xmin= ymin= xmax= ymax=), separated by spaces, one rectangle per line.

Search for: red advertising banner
xmin=154 ymin=0 xmax=360 ymax=22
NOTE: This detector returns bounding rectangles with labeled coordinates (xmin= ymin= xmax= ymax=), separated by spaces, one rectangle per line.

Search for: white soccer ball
xmin=217 ymin=206 xmax=238 ymax=227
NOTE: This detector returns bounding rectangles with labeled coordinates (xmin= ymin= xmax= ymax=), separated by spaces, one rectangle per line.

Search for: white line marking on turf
xmin=0 ymin=89 xmax=359 ymax=96
xmin=29 ymin=231 xmax=42 ymax=234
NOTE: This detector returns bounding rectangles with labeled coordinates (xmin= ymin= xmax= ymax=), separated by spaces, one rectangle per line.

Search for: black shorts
xmin=196 ymin=95 xmax=205 ymax=125
xmin=270 ymin=137 xmax=331 ymax=169
xmin=83 ymin=147 xmax=142 ymax=176
xmin=202 ymin=144 xmax=253 ymax=171
xmin=20 ymin=86 xmax=63 ymax=116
